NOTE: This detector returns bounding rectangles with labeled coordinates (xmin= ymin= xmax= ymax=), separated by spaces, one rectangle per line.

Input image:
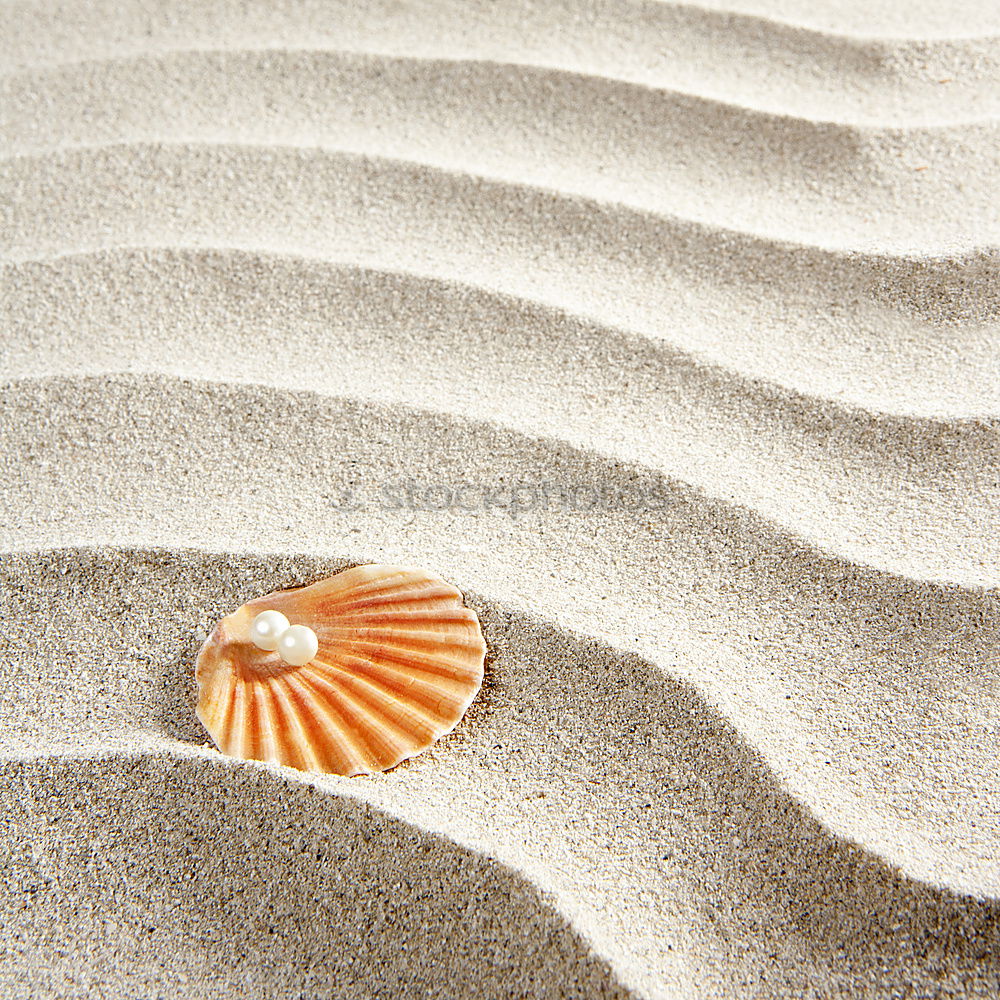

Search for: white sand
xmin=1 ymin=2 xmax=999 ymax=998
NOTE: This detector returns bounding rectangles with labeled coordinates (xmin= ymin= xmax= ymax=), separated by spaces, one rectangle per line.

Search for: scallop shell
xmin=195 ymin=564 xmax=486 ymax=776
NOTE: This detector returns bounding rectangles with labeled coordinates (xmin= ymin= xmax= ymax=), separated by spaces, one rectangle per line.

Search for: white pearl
xmin=278 ymin=624 xmax=319 ymax=667
xmin=249 ymin=610 xmax=290 ymax=651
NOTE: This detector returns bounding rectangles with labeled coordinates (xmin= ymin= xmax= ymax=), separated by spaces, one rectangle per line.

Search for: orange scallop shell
xmin=195 ymin=565 xmax=486 ymax=776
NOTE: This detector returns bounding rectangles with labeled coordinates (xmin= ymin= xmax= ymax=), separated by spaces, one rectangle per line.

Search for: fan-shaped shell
xmin=195 ymin=565 xmax=486 ymax=776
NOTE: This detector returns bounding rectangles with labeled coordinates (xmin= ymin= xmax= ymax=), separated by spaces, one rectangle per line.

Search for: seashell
xmin=196 ymin=564 xmax=486 ymax=776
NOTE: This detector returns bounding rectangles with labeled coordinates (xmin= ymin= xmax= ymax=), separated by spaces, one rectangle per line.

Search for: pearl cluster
xmin=249 ymin=610 xmax=319 ymax=667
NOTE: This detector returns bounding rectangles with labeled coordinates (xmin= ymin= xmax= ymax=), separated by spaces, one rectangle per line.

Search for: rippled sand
xmin=2 ymin=2 xmax=999 ymax=997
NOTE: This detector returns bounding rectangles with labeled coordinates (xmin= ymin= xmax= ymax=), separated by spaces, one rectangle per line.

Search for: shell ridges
xmin=195 ymin=564 xmax=486 ymax=775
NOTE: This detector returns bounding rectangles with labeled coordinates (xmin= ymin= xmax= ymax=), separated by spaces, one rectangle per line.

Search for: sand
xmin=1 ymin=2 xmax=999 ymax=998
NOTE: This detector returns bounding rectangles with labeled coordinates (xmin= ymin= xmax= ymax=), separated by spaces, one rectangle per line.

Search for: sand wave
xmin=4 ymin=142 xmax=998 ymax=314
xmin=3 ymin=132 xmax=997 ymax=255
xmin=2 ymin=546 xmax=999 ymax=998
xmin=1 ymin=369 xmax=995 ymax=585
xmin=2 ymin=0 xmax=999 ymax=123
xmin=5 ymin=247 xmax=997 ymax=419
xmin=0 ymin=747 xmax=632 ymax=1000
xmin=4 ymin=47 xmax=1000 ymax=137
